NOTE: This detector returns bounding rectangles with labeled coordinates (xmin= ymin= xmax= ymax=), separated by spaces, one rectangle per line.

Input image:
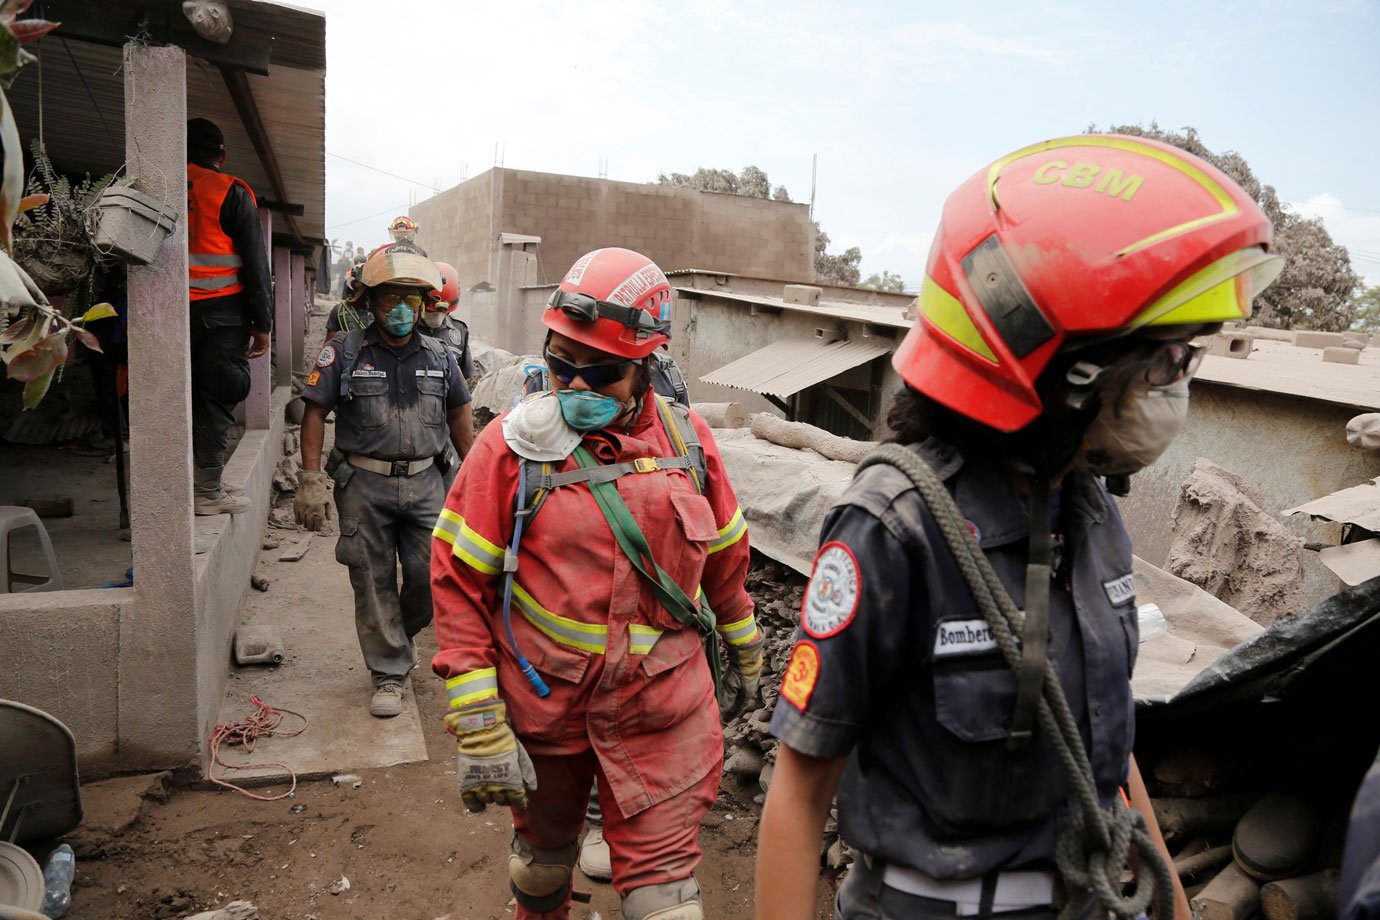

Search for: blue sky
xmin=299 ymin=0 xmax=1380 ymax=286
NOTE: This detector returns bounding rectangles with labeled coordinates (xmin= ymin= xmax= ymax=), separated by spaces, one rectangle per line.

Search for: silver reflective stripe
xmin=190 ymin=273 xmax=242 ymax=291
xmin=190 ymin=253 xmax=244 ymax=268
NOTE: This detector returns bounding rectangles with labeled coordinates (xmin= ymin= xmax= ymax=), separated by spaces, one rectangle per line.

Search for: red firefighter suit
xmin=430 ymin=392 xmax=757 ymax=917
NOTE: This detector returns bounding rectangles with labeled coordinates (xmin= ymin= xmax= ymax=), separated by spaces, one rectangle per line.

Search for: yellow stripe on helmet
xmin=918 ymin=275 xmax=998 ymax=363
xmin=1133 ymin=247 xmax=1286 ymax=329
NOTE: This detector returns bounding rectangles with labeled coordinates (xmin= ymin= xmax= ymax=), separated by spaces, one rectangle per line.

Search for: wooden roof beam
xmin=220 ymin=65 xmax=305 ymax=246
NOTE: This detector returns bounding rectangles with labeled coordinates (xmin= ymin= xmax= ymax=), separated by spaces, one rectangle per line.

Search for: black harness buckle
xmin=389 ymin=460 xmax=410 ymax=477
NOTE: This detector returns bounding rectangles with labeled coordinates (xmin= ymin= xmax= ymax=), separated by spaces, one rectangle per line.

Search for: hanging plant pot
xmin=85 ymin=185 xmax=178 ymax=266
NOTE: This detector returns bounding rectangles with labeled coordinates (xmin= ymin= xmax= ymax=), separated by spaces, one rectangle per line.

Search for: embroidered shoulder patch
xmin=933 ymin=618 xmax=999 ymax=659
xmin=316 ymin=344 xmax=337 ymax=367
xmin=780 ymin=642 xmax=821 ymax=711
xmin=1103 ymin=574 xmax=1135 ymax=607
xmin=305 ymin=370 xmax=320 ymax=387
xmin=802 ymin=542 xmax=860 ymax=639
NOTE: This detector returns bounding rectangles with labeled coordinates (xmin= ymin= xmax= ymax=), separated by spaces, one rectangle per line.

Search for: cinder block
xmin=1323 ymin=346 xmax=1361 ymax=365
xmin=784 ymin=284 xmax=822 ymax=306
xmin=1208 ymin=332 xmax=1253 ymax=359
xmin=1294 ymin=330 xmax=1346 ymax=349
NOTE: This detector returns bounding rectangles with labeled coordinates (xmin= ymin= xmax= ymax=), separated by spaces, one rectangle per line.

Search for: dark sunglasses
xmin=545 ymin=349 xmax=640 ymax=388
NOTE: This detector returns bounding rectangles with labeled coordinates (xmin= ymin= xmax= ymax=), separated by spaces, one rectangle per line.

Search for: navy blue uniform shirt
xmin=302 ymin=328 xmax=470 ymax=461
xmin=770 ymin=438 xmax=1139 ymax=879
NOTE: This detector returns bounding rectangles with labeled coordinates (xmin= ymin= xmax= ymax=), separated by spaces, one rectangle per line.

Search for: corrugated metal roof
xmin=8 ymin=7 xmax=325 ymax=244
xmin=700 ymin=338 xmax=891 ymax=399
xmin=675 ymin=286 xmax=915 ymax=329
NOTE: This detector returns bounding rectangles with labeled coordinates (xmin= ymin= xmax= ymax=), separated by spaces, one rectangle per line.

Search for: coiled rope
xmin=856 ymin=444 xmax=1175 ymax=920
xmin=209 ymin=695 xmax=308 ymax=802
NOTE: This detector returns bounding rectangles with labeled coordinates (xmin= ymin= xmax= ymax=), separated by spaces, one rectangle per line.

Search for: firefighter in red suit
xmin=430 ymin=248 xmax=761 ymax=920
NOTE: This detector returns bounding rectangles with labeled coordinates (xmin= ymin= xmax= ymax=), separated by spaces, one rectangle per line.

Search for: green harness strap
xmin=572 ymin=446 xmax=723 ymax=697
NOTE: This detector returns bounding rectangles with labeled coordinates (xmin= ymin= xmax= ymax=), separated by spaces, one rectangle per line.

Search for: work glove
xmin=718 ymin=631 xmax=766 ymax=721
xmin=444 ymin=698 xmax=538 ymax=812
xmin=293 ymin=469 xmax=331 ymax=531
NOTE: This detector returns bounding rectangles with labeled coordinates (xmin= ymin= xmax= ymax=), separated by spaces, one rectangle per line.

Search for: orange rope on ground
xmin=208 ymin=695 xmax=308 ymax=801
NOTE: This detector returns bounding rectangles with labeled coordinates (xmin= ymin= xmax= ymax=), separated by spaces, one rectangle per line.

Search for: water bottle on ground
xmin=41 ymin=843 xmax=75 ymax=918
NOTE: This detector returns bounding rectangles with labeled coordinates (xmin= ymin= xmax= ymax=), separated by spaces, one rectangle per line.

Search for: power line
xmin=326 ymin=202 xmax=408 ymax=232
xmin=326 ymin=150 xmax=438 ymax=190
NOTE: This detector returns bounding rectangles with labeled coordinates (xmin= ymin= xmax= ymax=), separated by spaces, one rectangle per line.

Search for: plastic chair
xmin=0 ymin=508 xmax=62 ymax=593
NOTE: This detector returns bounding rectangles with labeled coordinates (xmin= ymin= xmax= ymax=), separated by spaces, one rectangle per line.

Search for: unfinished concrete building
xmin=409 ymin=168 xmax=817 ymax=305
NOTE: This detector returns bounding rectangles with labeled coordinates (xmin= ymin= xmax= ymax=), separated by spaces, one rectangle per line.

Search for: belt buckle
xmin=633 ymin=458 xmax=659 ymax=474
xmin=390 ymin=460 xmax=409 ymax=477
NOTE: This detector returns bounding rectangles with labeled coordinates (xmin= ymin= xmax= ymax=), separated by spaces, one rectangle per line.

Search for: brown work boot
xmin=369 ymin=680 xmax=404 ymax=718
xmin=194 ymin=466 xmax=251 ymax=515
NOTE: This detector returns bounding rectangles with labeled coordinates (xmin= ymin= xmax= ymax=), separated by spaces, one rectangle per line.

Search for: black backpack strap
xmin=337 ymin=329 xmax=366 ymax=400
xmin=649 ymin=350 xmax=690 ymax=407
xmin=655 ymin=395 xmax=707 ymax=495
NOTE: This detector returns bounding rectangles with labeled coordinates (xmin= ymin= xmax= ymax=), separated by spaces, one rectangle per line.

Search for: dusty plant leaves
xmin=7 ymin=328 xmax=66 ymax=381
xmin=71 ymin=326 xmax=101 ymax=352
xmin=80 ymin=302 xmax=117 ymax=323
xmin=22 ymin=365 xmax=52 ymax=409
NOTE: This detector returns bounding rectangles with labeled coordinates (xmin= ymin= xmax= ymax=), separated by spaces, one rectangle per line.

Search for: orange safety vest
xmin=186 ymin=163 xmax=257 ymax=300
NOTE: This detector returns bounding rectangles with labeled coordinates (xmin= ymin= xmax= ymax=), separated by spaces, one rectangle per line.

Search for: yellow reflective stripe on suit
xmin=436 ymin=508 xmax=504 ymax=575
xmin=445 ymin=667 xmax=498 ymax=709
xmin=707 ymin=507 xmax=747 ymax=554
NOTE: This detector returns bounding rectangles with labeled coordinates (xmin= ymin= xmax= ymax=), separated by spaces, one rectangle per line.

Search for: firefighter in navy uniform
xmin=755 ymin=135 xmax=1287 ymax=920
xmin=185 ymin=117 xmax=273 ymax=515
xmin=295 ymin=242 xmax=476 ymax=718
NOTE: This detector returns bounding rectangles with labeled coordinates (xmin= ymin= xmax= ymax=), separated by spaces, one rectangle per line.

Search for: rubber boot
xmin=194 ymin=466 xmax=252 ymax=515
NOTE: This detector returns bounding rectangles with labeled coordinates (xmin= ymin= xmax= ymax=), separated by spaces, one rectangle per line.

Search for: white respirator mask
xmin=421 ymin=310 xmax=447 ymax=329
xmin=1075 ymin=377 xmax=1190 ymax=476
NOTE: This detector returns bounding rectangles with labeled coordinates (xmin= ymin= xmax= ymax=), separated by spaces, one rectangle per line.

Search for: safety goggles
xmin=371 ymin=292 xmax=425 ymax=310
xmin=546 ymin=290 xmax=670 ymax=336
xmin=1066 ymin=340 xmax=1205 ymax=408
xmin=545 ymin=349 xmax=640 ymax=388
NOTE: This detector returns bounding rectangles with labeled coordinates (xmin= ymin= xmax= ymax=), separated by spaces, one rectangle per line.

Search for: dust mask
xmin=421 ymin=311 xmax=446 ymax=329
xmin=1076 ymin=378 xmax=1189 ymax=476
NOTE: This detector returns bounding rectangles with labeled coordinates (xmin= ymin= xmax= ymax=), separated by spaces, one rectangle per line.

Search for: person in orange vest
xmin=186 ymin=117 xmax=273 ymax=515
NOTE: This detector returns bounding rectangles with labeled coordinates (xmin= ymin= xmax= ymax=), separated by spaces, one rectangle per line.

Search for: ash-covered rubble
xmin=720 ymin=559 xmax=856 ymax=873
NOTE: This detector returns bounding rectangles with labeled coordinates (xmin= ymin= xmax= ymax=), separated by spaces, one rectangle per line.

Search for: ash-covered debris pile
xmin=718 ymin=559 xmax=858 ymax=873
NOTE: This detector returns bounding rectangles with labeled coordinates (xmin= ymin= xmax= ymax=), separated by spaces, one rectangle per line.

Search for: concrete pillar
xmin=272 ymin=245 xmax=293 ymax=386
xmin=243 ymin=209 xmax=273 ymax=429
xmin=290 ymin=253 xmax=306 ymax=374
xmin=120 ymin=42 xmax=199 ymax=769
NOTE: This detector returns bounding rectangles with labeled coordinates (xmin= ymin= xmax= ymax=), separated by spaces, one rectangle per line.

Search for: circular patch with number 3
xmin=802 ymin=542 xmax=860 ymax=638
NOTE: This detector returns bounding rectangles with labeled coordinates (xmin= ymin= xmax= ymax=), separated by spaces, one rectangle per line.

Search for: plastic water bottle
xmin=40 ymin=843 xmax=74 ymax=918
xmin=1136 ymin=603 xmax=1168 ymax=642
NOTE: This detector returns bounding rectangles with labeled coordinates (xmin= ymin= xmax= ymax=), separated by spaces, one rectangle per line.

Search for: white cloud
xmin=1288 ymin=193 xmax=1380 ymax=286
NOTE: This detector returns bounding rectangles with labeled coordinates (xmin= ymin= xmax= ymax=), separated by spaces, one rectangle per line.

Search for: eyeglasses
xmin=545 ymin=349 xmax=640 ymax=388
xmin=1139 ymin=341 xmax=1205 ymax=387
xmin=372 ymin=292 xmax=425 ymax=309
xmin=1066 ymin=340 xmax=1206 ymax=408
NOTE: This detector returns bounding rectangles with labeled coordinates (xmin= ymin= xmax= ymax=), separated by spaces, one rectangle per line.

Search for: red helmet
xmin=894 ymin=134 xmax=1284 ymax=432
xmin=389 ymin=215 xmax=418 ymax=242
xmin=542 ymin=248 xmax=673 ymax=359
xmin=433 ymin=261 xmax=461 ymax=313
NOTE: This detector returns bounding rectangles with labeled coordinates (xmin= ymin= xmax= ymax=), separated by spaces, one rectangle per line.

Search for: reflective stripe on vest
xmin=187 ymin=163 xmax=255 ymax=300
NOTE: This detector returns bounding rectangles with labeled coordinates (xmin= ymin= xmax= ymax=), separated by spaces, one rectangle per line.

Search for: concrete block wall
xmin=411 ymin=170 xmax=495 ymax=302
xmin=410 ymin=168 xmax=816 ymax=308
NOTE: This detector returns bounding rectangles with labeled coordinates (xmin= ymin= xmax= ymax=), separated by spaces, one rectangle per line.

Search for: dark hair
xmin=886 ymin=349 xmax=1102 ymax=474
xmin=187 ymin=117 xmax=225 ymax=166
